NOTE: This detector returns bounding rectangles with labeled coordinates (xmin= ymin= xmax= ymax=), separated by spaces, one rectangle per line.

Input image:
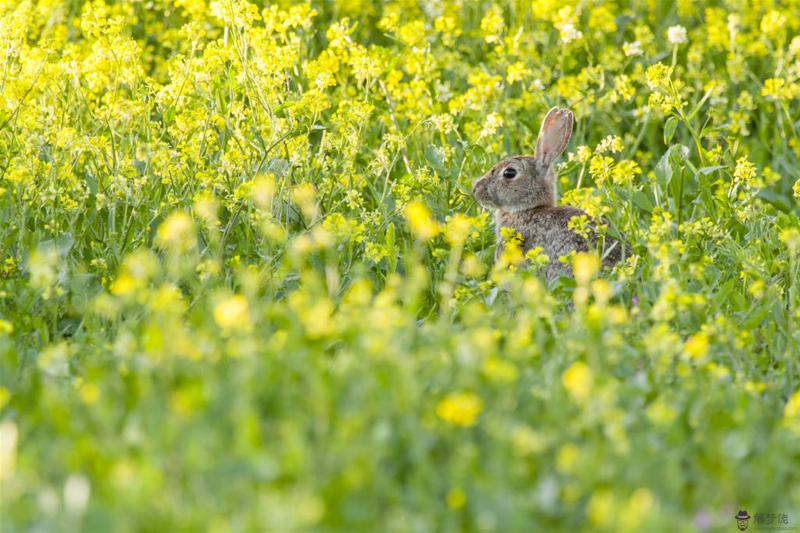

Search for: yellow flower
xmin=398 ymin=20 xmax=426 ymax=47
xmin=525 ymin=246 xmax=550 ymax=269
xmin=28 ymin=245 xmax=61 ymax=299
xmin=0 ymin=419 xmax=17 ymax=481
xmin=596 ymin=135 xmax=624 ymax=154
xmin=612 ymin=160 xmax=642 ymax=185
xmin=570 ymin=145 xmax=593 ymax=163
xmin=446 ymin=488 xmax=466 ymax=509
xmin=481 ymin=356 xmax=518 ymax=383
xmin=434 ymin=15 xmax=459 ymax=46
xmin=763 ymin=78 xmax=786 ymax=100
xmin=479 ymin=5 xmax=504 ymax=44
xmin=760 ymin=10 xmax=786 ymax=35
xmin=193 ymin=191 xmax=219 ymax=226
xmin=588 ymin=489 xmax=617 ymax=527
xmin=209 ymin=0 xmax=261 ymax=27
xmin=460 ymin=253 xmax=485 ymax=278
xmin=479 ymin=112 xmax=503 ymax=139
xmin=562 ymin=361 xmax=593 ymax=402
xmin=647 ymin=397 xmax=677 ymax=425
xmin=156 ymin=211 xmax=196 ymax=252
xmin=645 ymin=63 xmax=672 ymax=91
xmin=589 ymin=6 xmax=617 ymax=33
xmin=733 ymin=156 xmax=758 ymax=187
xmin=444 ymin=214 xmax=472 ymax=246
xmin=589 ymin=155 xmax=614 ymax=183
xmin=748 ymin=279 xmax=765 ymax=299
xmin=0 ymin=387 xmax=10 ymax=410
xmin=555 ymin=442 xmax=581 ymax=473
xmin=510 ymin=426 xmax=547 ymax=456
xmin=785 ymin=390 xmax=800 ymax=419
xmin=303 ymin=299 xmax=334 ymax=339
xmin=620 ymin=488 xmax=655 ymax=531
xmin=213 ymin=295 xmax=252 ymax=331
xmin=110 ymin=273 xmax=137 ymax=296
xmin=554 ymin=7 xmax=583 ymax=44
xmin=506 ymin=61 xmax=531 ymax=84
xmin=436 ymin=392 xmax=483 ymax=427
xmin=292 ymin=182 xmax=318 ymax=221
xmin=591 ymin=279 xmax=612 ymax=305
xmin=573 ymin=252 xmax=600 ymax=285
xmin=79 ymin=382 xmax=100 ymax=405
xmin=496 ymin=229 xmax=525 ymax=268
xmin=405 ymin=200 xmax=440 ymax=241
xmin=780 ymin=228 xmax=800 ymax=253
xmin=683 ymin=332 xmax=708 ymax=360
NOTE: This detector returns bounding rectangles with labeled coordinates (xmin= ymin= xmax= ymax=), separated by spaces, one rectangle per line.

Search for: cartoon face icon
xmin=735 ymin=510 xmax=751 ymax=531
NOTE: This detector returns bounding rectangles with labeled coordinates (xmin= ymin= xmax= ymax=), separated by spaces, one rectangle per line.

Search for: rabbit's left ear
xmin=534 ymin=107 xmax=573 ymax=168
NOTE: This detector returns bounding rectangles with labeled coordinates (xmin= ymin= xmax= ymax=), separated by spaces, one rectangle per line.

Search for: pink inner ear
xmin=537 ymin=110 xmax=572 ymax=160
xmin=543 ymin=114 xmax=561 ymax=130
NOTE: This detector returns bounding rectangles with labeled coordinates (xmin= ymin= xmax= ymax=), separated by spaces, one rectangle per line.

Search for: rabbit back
xmin=495 ymin=206 xmax=625 ymax=281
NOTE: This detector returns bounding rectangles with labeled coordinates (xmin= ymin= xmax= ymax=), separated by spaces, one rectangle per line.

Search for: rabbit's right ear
xmin=534 ymin=107 xmax=574 ymax=169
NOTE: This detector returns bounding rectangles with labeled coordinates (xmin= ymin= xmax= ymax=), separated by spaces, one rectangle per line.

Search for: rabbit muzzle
xmin=472 ymin=175 xmax=498 ymax=208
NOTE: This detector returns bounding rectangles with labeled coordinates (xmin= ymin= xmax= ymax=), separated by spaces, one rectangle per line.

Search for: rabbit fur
xmin=472 ymin=107 xmax=627 ymax=281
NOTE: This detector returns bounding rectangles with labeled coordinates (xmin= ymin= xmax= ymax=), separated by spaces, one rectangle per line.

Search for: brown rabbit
xmin=472 ymin=107 xmax=627 ymax=281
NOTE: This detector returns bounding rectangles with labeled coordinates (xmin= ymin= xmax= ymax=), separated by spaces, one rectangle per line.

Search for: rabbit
xmin=472 ymin=107 xmax=627 ymax=282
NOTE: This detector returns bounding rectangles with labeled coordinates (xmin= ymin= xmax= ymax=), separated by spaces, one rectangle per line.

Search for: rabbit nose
xmin=472 ymin=177 xmax=485 ymax=196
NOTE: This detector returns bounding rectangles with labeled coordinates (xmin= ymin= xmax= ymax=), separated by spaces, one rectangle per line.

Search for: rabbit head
xmin=472 ymin=107 xmax=573 ymax=212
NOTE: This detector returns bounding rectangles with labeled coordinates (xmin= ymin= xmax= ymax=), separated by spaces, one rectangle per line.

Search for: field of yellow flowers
xmin=2 ymin=0 xmax=800 ymax=530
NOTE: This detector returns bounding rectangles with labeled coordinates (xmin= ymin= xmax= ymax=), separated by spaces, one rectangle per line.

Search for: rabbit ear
xmin=534 ymin=107 xmax=573 ymax=168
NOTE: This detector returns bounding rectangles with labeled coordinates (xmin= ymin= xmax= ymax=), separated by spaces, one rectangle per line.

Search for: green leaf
xmin=385 ymin=222 xmax=397 ymax=273
xmin=756 ymin=189 xmax=793 ymax=213
xmin=655 ymin=145 xmax=677 ymax=185
xmin=631 ymin=190 xmax=654 ymax=213
xmin=663 ymin=116 xmax=679 ymax=144
xmin=696 ymin=165 xmax=725 ymax=175
xmin=687 ymin=87 xmax=714 ymax=122
xmin=424 ymin=145 xmax=446 ymax=173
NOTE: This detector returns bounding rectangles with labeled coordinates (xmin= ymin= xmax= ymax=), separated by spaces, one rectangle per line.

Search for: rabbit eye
xmin=502 ymin=167 xmax=517 ymax=179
